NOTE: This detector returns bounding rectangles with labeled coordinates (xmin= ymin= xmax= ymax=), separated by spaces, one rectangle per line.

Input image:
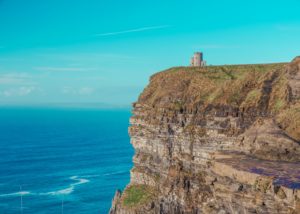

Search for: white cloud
xmin=0 ymin=73 xmax=34 ymax=85
xmin=78 ymin=87 xmax=94 ymax=95
xmin=62 ymin=86 xmax=74 ymax=94
xmin=18 ymin=87 xmax=35 ymax=96
xmin=35 ymin=52 xmax=138 ymax=64
xmin=93 ymin=25 xmax=171 ymax=37
xmin=62 ymin=86 xmax=94 ymax=96
xmin=0 ymin=86 xmax=36 ymax=97
xmin=34 ymin=67 xmax=96 ymax=72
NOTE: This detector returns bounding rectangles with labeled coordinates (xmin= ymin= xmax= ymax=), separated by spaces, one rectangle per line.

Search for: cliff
xmin=110 ymin=57 xmax=300 ymax=214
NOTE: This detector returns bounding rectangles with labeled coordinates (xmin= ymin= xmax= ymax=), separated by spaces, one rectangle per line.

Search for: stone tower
xmin=190 ymin=52 xmax=205 ymax=67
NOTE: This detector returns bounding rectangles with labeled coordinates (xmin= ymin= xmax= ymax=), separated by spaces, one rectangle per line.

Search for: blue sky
xmin=0 ymin=0 xmax=300 ymax=106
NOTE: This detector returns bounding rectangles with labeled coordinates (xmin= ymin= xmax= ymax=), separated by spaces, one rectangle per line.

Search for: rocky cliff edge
xmin=110 ymin=57 xmax=300 ymax=214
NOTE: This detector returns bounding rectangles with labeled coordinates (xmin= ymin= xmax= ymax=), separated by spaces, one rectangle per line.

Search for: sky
xmin=0 ymin=0 xmax=300 ymax=106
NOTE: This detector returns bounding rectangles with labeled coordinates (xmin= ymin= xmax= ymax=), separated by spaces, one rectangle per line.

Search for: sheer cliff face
xmin=110 ymin=58 xmax=300 ymax=214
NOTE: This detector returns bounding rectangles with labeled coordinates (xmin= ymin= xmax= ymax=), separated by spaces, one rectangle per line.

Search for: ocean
xmin=0 ymin=107 xmax=134 ymax=213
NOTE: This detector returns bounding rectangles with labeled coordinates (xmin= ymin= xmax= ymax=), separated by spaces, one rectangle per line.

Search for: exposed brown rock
xmin=110 ymin=59 xmax=300 ymax=214
xmin=238 ymin=119 xmax=300 ymax=161
xmin=287 ymin=56 xmax=300 ymax=100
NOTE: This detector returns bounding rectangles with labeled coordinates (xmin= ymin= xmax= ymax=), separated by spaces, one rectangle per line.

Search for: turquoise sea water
xmin=0 ymin=107 xmax=133 ymax=213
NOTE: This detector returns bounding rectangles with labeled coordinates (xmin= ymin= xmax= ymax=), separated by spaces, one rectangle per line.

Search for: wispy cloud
xmin=93 ymin=25 xmax=171 ymax=37
xmin=34 ymin=52 xmax=138 ymax=64
xmin=34 ymin=67 xmax=96 ymax=72
xmin=0 ymin=86 xmax=36 ymax=97
xmin=78 ymin=87 xmax=94 ymax=95
xmin=62 ymin=86 xmax=94 ymax=96
xmin=193 ymin=44 xmax=240 ymax=49
xmin=0 ymin=73 xmax=35 ymax=85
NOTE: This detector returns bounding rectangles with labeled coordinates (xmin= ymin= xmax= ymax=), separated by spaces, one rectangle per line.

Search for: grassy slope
xmin=138 ymin=62 xmax=299 ymax=141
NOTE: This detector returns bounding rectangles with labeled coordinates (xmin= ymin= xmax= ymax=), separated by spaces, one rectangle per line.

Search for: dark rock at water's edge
xmin=110 ymin=58 xmax=300 ymax=214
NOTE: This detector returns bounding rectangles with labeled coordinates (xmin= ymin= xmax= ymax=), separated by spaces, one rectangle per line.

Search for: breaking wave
xmin=40 ymin=176 xmax=90 ymax=196
xmin=0 ymin=191 xmax=31 ymax=197
xmin=0 ymin=176 xmax=90 ymax=198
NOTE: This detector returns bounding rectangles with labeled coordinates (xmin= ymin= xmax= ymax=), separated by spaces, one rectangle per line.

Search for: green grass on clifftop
xmin=140 ymin=63 xmax=288 ymax=110
xmin=137 ymin=62 xmax=300 ymax=141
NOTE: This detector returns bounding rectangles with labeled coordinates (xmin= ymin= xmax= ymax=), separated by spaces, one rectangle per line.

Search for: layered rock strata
xmin=110 ymin=58 xmax=300 ymax=214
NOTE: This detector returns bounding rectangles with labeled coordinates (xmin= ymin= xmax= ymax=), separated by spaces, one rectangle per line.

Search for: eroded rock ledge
xmin=110 ymin=58 xmax=300 ymax=214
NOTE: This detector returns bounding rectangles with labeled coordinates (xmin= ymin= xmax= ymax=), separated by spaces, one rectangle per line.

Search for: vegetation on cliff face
xmin=122 ymin=185 xmax=156 ymax=208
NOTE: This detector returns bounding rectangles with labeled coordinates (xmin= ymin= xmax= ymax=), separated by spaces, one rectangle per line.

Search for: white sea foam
xmin=81 ymin=174 xmax=100 ymax=178
xmin=70 ymin=176 xmax=90 ymax=185
xmin=0 ymin=191 xmax=31 ymax=197
xmin=41 ymin=187 xmax=74 ymax=196
xmin=0 ymin=175 xmax=90 ymax=198
xmin=40 ymin=176 xmax=90 ymax=196
xmin=104 ymin=170 xmax=127 ymax=176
